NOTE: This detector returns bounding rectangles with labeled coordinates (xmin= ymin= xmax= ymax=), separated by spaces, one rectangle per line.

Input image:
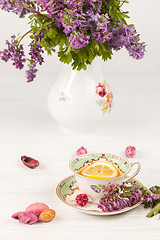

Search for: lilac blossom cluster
xmin=98 ymin=183 xmax=160 ymax=212
xmin=0 ymin=35 xmax=26 ymax=69
xmin=0 ymin=33 xmax=44 ymax=82
xmin=35 ymin=0 xmax=145 ymax=57
xmin=36 ymin=0 xmax=112 ymax=48
xmin=109 ymin=23 xmax=146 ymax=59
xmin=142 ymin=186 xmax=160 ymax=204
xmin=26 ymin=32 xmax=44 ymax=82
xmin=0 ymin=0 xmax=146 ymax=82
xmin=0 ymin=0 xmax=35 ymax=17
xmin=98 ymin=183 xmax=142 ymax=212
xmin=0 ymin=0 xmax=146 ymax=54
xmin=149 ymin=185 xmax=159 ymax=193
xmin=142 ymin=192 xmax=160 ymax=203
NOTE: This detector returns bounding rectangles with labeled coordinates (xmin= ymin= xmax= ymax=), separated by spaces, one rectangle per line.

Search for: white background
xmin=0 ymin=1 xmax=160 ymax=239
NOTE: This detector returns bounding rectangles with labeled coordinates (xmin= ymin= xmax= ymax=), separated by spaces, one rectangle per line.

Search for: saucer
xmin=56 ymin=175 xmax=143 ymax=215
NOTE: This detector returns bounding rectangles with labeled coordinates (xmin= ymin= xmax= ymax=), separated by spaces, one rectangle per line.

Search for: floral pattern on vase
xmin=48 ymin=60 xmax=113 ymax=133
xmin=59 ymin=92 xmax=70 ymax=102
xmin=96 ymin=80 xmax=113 ymax=115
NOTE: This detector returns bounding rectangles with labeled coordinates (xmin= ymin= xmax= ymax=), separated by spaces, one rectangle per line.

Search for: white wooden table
xmin=0 ymin=72 xmax=160 ymax=240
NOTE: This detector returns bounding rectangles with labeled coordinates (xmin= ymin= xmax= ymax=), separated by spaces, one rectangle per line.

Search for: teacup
xmin=69 ymin=153 xmax=141 ymax=201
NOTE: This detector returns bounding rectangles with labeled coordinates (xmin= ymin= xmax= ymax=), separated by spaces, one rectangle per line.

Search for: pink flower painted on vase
xmin=96 ymin=80 xmax=113 ymax=114
xmin=76 ymin=146 xmax=87 ymax=156
xmin=96 ymin=83 xmax=107 ymax=97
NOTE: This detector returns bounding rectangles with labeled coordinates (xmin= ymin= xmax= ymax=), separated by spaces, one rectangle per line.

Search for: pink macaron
xmin=26 ymin=202 xmax=49 ymax=216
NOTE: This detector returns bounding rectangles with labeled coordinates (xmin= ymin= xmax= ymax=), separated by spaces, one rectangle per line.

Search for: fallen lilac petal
xmin=76 ymin=146 xmax=87 ymax=156
xmin=12 ymin=211 xmax=38 ymax=225
xmin=21 ymin=155 xmax=39 ymax=168
xmin=125 ymin=146 xmax=136 ymax=158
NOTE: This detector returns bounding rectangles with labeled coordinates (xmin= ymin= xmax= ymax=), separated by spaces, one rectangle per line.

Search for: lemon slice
xmin=79 ymin=161 xmax=119 ymax=179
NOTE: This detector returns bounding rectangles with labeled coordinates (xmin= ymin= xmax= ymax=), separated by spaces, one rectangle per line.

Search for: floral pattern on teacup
xmin=91 ymin=183 xmax=115 ymax=194
xmin=90 ymin=185 xmax=101 ymax=193
xmin=96 ymin=80 xmax=113 ymax=115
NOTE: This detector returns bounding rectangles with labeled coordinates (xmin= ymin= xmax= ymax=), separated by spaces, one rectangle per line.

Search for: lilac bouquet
xmin=98 ymin=183 xmax=160 ymax=217
xmin=0 ymin=0 xmax=146 ymax=82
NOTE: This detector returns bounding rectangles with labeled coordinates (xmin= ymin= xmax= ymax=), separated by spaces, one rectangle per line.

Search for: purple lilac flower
xmin=85 ymin=0 xmax=102 ymax=12
xmin=127 ymin=42 xmax=146 ymax=60
xmin=142 ymin=192 xmax=160 ymax=203
xmin=98 ymin=182 xmax=160 ymax=213
xmin=26 ymin=39 xmax=44 ymax=82
xmin=65 ymin=0 xmax=83 ymax=11
xmin=62 ymin=13 xmax=79 ymax=34
xmin=35 ymin=0 xmax=113 ymax=46
xmin=0 ymin=0 xmax=146 ymax=82
xmin=0 ymin=48 xmax=11 ymax=62
xmin=29 ymin=41 xmax=44 ymax=65
xmin=34 ymin=0 xmax=146 ymax=54
xmin=98 ymin=183 xmax=143 ymax=212
xmin=0 ymin=0 xmax=35 ymax=17
xmin=26 ymin=65 xmax=38 ymax=82
xmin=150 ymin=185 xmax=159 ymax=193
xmin=104 ymin=183 xmax=116 ymax=192
xmin=35 ymin=0 xmax=64 ymax=20
xmin=109 ymin=23 xmax=146 ymax=60
xmin=91 ymin=13 xmax=112 ymax=43
xmin=0 ymin=35 xmax=26 ymax=69
xmin=98 ymin=197 xmax=129 ymax=212
xmin=68 ymin=32 xmax=90 ymax=49
xmin=92 ymin=30 xmax=112 ymax=44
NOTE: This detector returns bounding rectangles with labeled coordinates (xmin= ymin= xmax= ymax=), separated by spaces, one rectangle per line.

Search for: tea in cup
xmin=69 ymin=153 xmax=141 ymax=201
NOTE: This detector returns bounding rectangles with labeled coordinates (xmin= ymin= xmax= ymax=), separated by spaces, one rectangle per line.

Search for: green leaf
xmin=64 ymin=8 xmax=73 ymax=13
xmin=58 ymin=50 xmax=72 ymax=64
xmin=146 ymin=203 xmax=160 ymax=218
xmin=47 ymin=27 xmax=57 ymax=38
xmin=121 ymin=192 xmax=132 ymax=197
xmin=150 ymin=186 xmax=160 ymax=195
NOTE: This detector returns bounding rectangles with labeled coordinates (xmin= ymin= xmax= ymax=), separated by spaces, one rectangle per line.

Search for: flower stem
xmin=15 ymin=1 xmax=47 ymax=18
xmin=119 ymin=1 xmax=126 ymax=8
xmin=17 ymin=29 xmax=33 ymax=46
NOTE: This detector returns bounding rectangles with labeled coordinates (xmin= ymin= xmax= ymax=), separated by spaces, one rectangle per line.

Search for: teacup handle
xmin=123 ymin=162 xmax=141 ymax=182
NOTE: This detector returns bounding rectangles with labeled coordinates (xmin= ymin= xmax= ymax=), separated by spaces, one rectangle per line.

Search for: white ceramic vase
xmin=47 ymin=60 xmax=113 ymax=133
